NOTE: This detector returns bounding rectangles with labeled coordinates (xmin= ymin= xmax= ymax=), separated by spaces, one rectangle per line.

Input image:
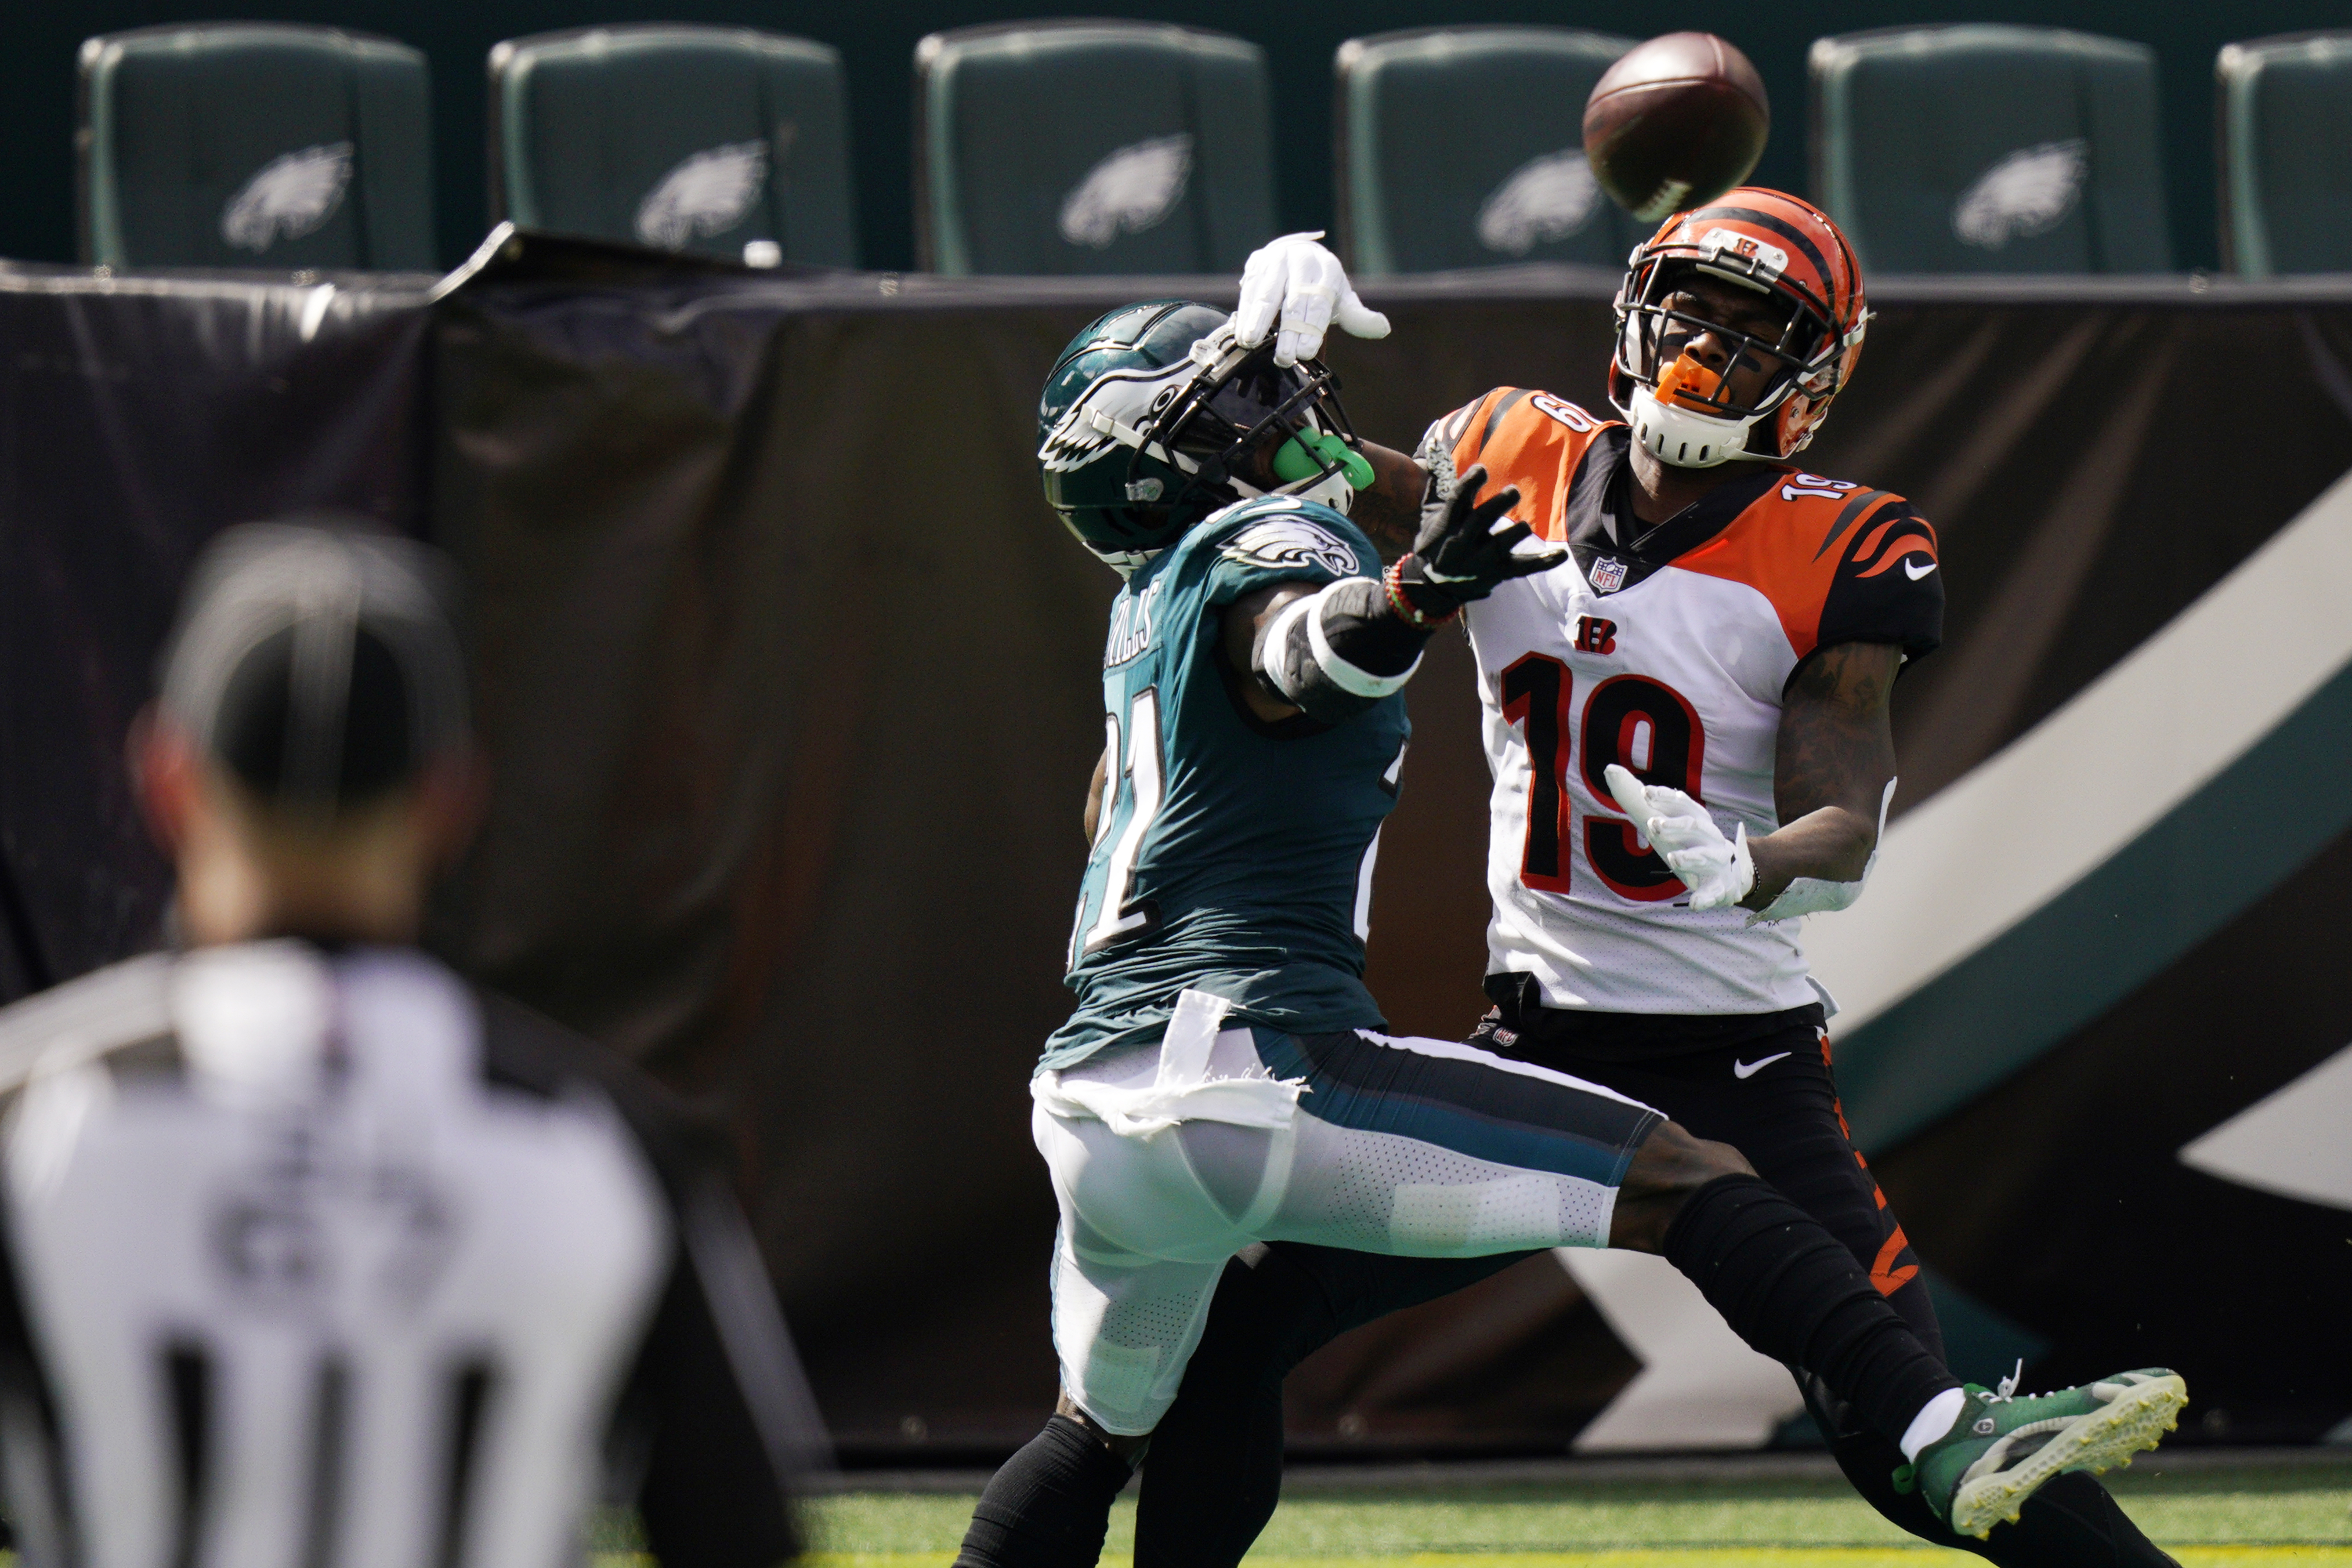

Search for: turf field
xmin=761 ymin=1458 xmax=2352 ymax=1567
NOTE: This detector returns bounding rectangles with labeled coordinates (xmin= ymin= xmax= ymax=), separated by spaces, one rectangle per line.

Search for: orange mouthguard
xmin=1653 ymin=352 xmax=1727 ymax=410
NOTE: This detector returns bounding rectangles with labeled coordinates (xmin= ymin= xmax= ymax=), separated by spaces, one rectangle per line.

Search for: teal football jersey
xmin=1041 ymin=496 xmax=1412 ymax=1071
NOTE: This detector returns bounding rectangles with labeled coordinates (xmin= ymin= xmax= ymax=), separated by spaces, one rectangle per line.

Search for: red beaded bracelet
xmin=1383 ymin=559 xmax=1459 ymax=629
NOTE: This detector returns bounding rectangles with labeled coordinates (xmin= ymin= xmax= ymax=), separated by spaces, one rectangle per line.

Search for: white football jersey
xmin=1423 ymin=389 xmax=1942 ymax=1015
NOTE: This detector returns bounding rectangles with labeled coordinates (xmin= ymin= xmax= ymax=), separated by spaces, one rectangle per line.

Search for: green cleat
xmin=1902 ymin=1366 xmax=2188 ymax=1540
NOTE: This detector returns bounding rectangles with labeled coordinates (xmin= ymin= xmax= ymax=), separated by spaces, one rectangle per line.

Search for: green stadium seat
xmin=488 ymin=26 xmax=857 ymax=269
xmin=1809 ymin=24 xmax=2170 ymax=274
xmin=914 ymin=20 xmax=1274 ymax=276
xmin=77 ymin=24 xmax=433 ymax=270
xmin=2218 ymin=32 xmax=2352 ymax=276
xmin=1335 ymin=26 xmax=1643 ymax=276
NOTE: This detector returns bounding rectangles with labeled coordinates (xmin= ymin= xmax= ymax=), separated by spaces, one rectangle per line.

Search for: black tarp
xmin=3 ymin=242 xmax=2348 ymax=1453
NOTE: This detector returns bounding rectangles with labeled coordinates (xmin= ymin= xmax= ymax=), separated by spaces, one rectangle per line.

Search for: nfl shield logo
xmin=1590 ymin=556 xmax=1628 ymax=593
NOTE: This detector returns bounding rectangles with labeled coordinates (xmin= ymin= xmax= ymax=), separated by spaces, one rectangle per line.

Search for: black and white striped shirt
xmin=0 ymin=940 xmax=819 ymax=1567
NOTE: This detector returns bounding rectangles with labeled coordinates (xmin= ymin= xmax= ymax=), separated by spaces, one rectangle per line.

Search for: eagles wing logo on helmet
xmin=636 ymin=140 xmax=769 ymax=251
xmin=1952 ymin=140 xmax=2086 ymax=249
xmin=1059 ymin=135 xmax=1193 ymax=249
xmin=220 ymin=143 xmax=354 ymax=253
xmin=1220 ymin=515 xmax=1359 ymax=578
xmin=1477 ymin=150 xmax=1603 ymax=256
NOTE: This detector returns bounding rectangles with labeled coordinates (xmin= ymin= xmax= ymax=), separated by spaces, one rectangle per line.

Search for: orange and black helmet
xmin=1608 ymin=189 xmax=1870 ymax=463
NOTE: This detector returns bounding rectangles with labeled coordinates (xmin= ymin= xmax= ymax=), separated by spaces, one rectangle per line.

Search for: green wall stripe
xmin=1834 ymin=655 xmax=2352 ymax=1150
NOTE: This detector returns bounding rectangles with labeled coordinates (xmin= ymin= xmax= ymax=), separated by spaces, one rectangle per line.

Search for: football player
xmin=954 ymin=288 xmax=2183 ymax=1568
xmin=1098 ymin=200 xmax=2188 ymax=1568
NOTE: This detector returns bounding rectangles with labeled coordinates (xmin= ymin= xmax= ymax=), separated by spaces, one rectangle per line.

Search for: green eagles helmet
xmin=1038 ymin=300 xmax=1376 ymax=574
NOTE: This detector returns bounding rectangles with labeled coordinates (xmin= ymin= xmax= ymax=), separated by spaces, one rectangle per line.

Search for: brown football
xmin=1582 ymin=32 xmax=1770 ymax=224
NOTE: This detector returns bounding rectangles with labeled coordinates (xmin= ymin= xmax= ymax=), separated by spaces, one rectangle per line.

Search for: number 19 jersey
xmin=1423 ymin=389 xmax=1943 ymax=1016
xmin=1043 ymin=497 xmax=1410 ymax=1071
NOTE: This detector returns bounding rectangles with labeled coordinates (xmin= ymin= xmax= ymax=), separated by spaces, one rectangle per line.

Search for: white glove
xmin=1233 ymin=232 xmax=1391 ymax=367
xmin=1604 ymin=763 xmax=1754 ymax=911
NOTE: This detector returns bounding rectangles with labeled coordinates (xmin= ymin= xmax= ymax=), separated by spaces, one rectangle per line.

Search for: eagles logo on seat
xmin=1039 ymin=300 xmax=1370 ymax=575
xmin=1608 ymin=189 xmax=1871 ymax=468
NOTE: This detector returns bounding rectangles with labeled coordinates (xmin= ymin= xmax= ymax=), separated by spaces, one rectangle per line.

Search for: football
xmin=1582 ymin=32 xmax=1771 ymax=224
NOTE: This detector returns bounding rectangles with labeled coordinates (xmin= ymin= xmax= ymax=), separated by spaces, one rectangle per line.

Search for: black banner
xmin=3 ymin=242 xmax=2348 ymax=1453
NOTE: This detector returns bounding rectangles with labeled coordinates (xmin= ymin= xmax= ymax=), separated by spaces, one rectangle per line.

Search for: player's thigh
xmin=1033 ymin=1090 xmax=1253 ymax=1265
xmin=1048 ymin=1221 xmax=1228 ymax=1437
xmin=1255 ymin=1028 xmax=1662 ymax=1255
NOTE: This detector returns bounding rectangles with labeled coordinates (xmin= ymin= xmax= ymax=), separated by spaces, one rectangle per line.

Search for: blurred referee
xmin=0 ymin=520 xmax=820 ymax=1566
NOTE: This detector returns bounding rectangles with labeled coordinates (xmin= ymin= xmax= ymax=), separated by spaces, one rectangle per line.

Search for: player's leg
xmin=1718 ymin=1040 xmax=2180 ymax=1567
xmin=957 ymin=1051 xmax=1247 ymax=1568
xmin=1133 ymin=1245 xmax=1528 ymax=1568
xmin=1251 ymin=1027 xmax=2181 ymax=1538
xmin=1539 ymin=1023 xmax=2180 ymax=1565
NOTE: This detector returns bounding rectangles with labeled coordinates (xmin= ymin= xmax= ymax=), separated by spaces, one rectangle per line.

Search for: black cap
xmin=159 ymin=520 xmax=469 ymax=812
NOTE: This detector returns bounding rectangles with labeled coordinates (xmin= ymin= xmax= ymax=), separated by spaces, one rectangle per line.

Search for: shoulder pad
xmin=1202 ymin=498 xmax=1372 ymax=578
xmin=0 ymin=952 xmax=175 ymax=1096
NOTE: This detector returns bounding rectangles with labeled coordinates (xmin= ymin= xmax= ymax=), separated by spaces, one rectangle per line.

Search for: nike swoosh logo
xmin=1732 ymin=1051 xmax=1792 ymax=1080
xmin=1904 ymin=558 xmax=1938 ymax=580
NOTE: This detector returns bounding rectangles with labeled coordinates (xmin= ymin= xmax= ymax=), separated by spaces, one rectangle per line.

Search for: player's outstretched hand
xmin=1234 ymin=233 xmax=1391 ymax=367
xmin=1395 ymin=463 xmax=1564 ymax=614
xmin=1603 ymin=763 xmax=1756 ymax=910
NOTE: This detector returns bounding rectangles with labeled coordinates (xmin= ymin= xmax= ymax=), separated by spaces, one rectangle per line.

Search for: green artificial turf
xmin=786 ymin=1461 xmax=2352 ymax=1561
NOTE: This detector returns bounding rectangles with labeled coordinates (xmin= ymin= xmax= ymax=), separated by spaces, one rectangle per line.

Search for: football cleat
xmin=1901 ymin=1366 xmax=2188 ymax=1540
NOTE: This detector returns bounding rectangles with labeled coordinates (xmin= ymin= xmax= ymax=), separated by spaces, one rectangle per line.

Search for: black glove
xmin=1392 ymin=464 xmax=1564 ymax=619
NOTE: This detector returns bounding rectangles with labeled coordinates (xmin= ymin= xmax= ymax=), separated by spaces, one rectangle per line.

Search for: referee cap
xmin=159 ymin=519 xmax=469 ymax=812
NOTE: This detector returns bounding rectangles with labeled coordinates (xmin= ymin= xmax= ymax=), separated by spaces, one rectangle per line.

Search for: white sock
xmin=1899 ymin=1387 xmax=1969 ymax=1462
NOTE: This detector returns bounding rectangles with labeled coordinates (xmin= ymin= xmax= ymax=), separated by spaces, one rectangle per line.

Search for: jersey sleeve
xmin=1196 ymin=502 xmax=1379 ymax=607
xmin=1815 ymin=498 xmax=1943 ymax=658
xmin=1414 ymin=388 xmax=1512 ymax=503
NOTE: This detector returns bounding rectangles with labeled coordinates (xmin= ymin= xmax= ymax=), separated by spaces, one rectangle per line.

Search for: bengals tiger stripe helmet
xmin=1607 ymin=189 xmax=1870 ymax=468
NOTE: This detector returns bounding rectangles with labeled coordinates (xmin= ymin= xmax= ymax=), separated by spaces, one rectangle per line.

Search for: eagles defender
xmin=953 ymin=298 xmax=2183 ymax=1568
xmin=1097 ymin=204 xmax=2191 ymax=1568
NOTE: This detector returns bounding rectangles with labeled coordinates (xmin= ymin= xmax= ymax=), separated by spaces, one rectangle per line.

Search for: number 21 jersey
xmin=1423 ymin=388 xmax=1944 ymax=1015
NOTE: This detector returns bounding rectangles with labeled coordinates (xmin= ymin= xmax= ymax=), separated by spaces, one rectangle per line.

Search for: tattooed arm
xmin=1741 ymin=642 xmax=1902 ymax=910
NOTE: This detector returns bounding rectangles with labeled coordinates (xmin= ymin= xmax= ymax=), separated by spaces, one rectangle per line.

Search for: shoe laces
xmin=1988 ymin=1359 xmax=2055 ymax=1403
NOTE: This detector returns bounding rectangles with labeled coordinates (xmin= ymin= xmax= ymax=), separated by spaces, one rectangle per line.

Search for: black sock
xmin=954 ymin=1415 xmax=1133 ymax=1568
xmin=1663 ymin=1174 xmax=1959 ymax=1446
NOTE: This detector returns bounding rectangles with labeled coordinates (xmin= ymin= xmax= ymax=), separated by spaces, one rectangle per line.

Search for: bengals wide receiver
xmin=1095 ymin=195 xmax=2182 ymax=1568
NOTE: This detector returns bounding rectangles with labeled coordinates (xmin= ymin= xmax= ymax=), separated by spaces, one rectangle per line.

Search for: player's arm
xmin=1345 ymin=441 xmax=1433 ymax=561
xmin=1603 ymin=640 xmax=1902 ymax=917
xmin=1742 ymin=641 xmax=1902 ymax=908
xmin=1220 ymin=466 xmax=1553 ymax=726
xmin=1228 ymin=231 xmax=1429 ymax=560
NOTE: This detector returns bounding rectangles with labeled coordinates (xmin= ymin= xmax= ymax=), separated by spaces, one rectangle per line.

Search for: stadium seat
xmin=1809 ymin=25 xmax=2170 ymax=274
xmin=1335 ymin=26 xmax=1643 ymax=275
xmin=2217 ymin=32 xmax=2352 ymax=276
xmin=914 ymin=20 xmax=1274 ymax=276
xmin=488 ymin=26 xmax=857 ymax=268
xmin=77 ymin=23 xmax=433 ymax=270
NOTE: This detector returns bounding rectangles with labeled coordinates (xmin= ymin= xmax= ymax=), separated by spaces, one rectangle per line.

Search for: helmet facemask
xmin=1613 ymin=252 xmax=1846 ymax=467
xmin=1149 ymin=324 xmax=1370 ymax=520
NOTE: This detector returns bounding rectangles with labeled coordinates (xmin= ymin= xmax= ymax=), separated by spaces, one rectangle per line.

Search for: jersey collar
xmin=1562 ymin=427 xmax=1782 ymax=595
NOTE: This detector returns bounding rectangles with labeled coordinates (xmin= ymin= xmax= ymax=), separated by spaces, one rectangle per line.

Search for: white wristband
xmin=1307 ymin=582 xmax=1417 ymax=697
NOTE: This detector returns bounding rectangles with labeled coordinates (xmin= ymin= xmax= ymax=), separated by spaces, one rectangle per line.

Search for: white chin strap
xmin=1627 ymin=384 xmax=1767 ymax=470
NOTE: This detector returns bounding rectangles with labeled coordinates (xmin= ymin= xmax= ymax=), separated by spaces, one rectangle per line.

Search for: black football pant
xmin=1130 ymin=1012 xmax=2176 ymax=1568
